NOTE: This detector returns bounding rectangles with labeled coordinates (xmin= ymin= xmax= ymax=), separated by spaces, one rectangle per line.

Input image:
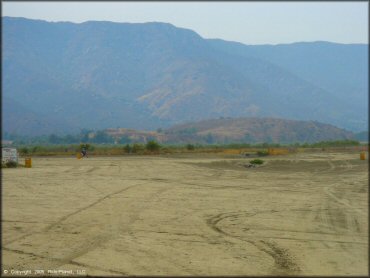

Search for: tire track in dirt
xmin=133 ymin=240 xmax=199 ymax=275
xmin=86 ymin=166 xmax=98 ymax=173
xmin=11 ymin=179 xmax=36 ymax=193
xmin=93 ymin=181 xmax=201 ymax=275
xmin=4 ymin=185 xmax=139 ymax=245
xmin=126 ymin=174 xmax=251 ymax=191
xmin=206 ymin=205 xmax=365 ymax=264
xmin=313 ymin=157 xmax=358 ymax=175
xmin=61 ymin=185 xmax=172 ymax=271
xmin=312 ymin=159 xmax=335 ymax=174
xmin=321 ymin=158 xmax=366 ymax=216
xmin=43 ymin=185 xmax=138 ymax=232
xmin=61 ymin=166 xmax=75 ymax=173
xmin=323 ymin=187 xmax=366 ymax=216
xmin=248 ymin=235 xmax=366 ymax=245
xmin=310 ymin=157 xmax=366 ymax=238
xmin=61 ymin=165 xmax=97 ymax=175
xmin=2 ymin=220 xmax=54 ymax=224
xmin=85 ymin=183 xmax=105 ymax=194
xmin=176 ymin=155 xmax=364 ymax=275
xmin=206 ymin=212 xmax=301 ymax=274
xmin=4 ymin=183 xmax=171 ymax=274
xmin=4 ymin=154 xmax=366 ymax=275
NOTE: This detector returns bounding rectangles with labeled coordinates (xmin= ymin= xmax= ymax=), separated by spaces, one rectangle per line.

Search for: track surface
xmin=2 ymin=151 xmax=368 ymax=275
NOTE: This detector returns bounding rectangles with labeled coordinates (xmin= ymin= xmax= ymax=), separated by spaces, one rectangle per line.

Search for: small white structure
xmin=2 ymin=148 xmax=18 ymax=164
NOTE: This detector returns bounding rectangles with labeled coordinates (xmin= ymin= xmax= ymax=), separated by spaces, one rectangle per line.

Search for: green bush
xmin=186 ymin=144 xmax=195 ymax=150
xmin=132 ymin=143 xmax=144 ymax=153
xmin=146 ymin=140 xmax=161 ymax=152
xmin=20 ymin=147 xmax=29 ymax=155
xmin=250 ymin=159 xmax=264 ymax=165
xmin=5 ymin=161 xmax=18 ymax=168
xmin=123 ymin=144 xmax=132 ymax=153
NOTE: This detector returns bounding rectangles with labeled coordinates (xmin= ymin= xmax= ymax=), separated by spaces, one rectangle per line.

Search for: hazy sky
xmin=3 ymin=1 xmax=368 ymax=45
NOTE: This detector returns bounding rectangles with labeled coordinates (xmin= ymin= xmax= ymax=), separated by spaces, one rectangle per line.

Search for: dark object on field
xmin=79 ymin=143 xmax=90 ymax=158
xmin=81 ymin=147 xmax=88 ymax=158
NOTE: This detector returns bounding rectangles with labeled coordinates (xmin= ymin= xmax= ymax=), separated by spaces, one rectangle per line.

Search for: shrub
xmin=250 ymin=159 xmax=264 ymax=165
xmin=20 ymin=147 xmax=29 ymax=155
xmin=146 ymin=140 xmax=161 ymax=152
xmin=5 ymin=161 xmax=18 ymax=168
xmin=123 ymin=144 xmax=132 ymax=153
xmin=186 ymin=144 xmax=195 ymax=150
xmin=132 ymin=143 xmax=144 ymax=153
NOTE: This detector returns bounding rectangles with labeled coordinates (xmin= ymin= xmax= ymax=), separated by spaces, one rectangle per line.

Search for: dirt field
xmin=2 ymin=151 xmax=368 ymax=276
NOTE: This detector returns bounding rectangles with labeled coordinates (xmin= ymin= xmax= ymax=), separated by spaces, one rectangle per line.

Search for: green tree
xmin=123 ymin=144 xmax=132 ymax=153
xmin=146 ymin=140 xmax=161 ymax=152
xmin=20 ymin=147 xmax=29 ymax=155
xmin=186 ymin=144 xmax=195 ymax=150
xmin=132 ymin=143 xmax=144 ymax=153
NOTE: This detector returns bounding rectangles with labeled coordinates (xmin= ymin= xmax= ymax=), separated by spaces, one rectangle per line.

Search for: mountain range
xmin=104 ymin=117 xmax=355 ymax=144
xmin=3 ymin=17 xmax=368 ymax=137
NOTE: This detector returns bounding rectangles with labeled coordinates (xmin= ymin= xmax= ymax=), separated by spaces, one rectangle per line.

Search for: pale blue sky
xmin=2 ymin=1 xmax=368 ymax=45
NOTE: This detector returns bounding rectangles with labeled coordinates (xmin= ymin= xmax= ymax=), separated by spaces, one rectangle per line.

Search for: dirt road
xmin=2 ymin=151 xmax=368 ymax=275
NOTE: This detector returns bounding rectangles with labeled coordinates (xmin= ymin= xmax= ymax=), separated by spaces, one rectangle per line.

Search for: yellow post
xmin=360 ymin=152 xmax=366 ymax=160
xmin=25 ymin=157 xmax=32 ymax=168
xmin=76 ymin=152 xmax=82 ymax=159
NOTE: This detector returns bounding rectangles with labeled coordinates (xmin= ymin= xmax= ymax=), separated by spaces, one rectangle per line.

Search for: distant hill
xmin=208 ymin=39 xmax=368 ymax=103
xmin=3 ymin=17 xmax=368 ymax=135
xmin=207 ymin=39 xmax=368 ymax=132
xmin=354 ymin=131 xmax=369 ymax=142
xmin=105 ymin=117 xmax=355 ymax=144
xmin=164 ymin=117 xmax=355 ymax=144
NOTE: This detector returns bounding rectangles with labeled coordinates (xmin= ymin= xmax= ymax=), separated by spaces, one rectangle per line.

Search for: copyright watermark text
xmin=3 ymin=269 xmax=86 ymax=276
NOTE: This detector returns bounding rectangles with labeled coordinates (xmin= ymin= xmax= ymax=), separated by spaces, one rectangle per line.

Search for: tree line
xmin=3 ymin=130 xmax=362 ymax=148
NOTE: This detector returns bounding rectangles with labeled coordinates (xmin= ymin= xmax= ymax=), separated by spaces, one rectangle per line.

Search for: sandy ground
xmin=2 ymin=151 xmax=368 ymax=276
